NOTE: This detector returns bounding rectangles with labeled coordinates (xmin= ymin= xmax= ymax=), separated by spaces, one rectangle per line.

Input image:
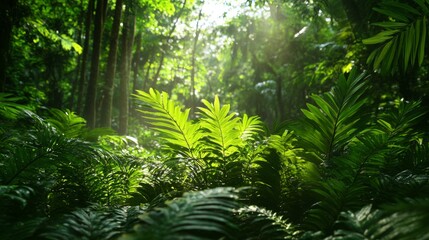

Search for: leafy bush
xmin=1 ymin=69 xmax=429 ymax=239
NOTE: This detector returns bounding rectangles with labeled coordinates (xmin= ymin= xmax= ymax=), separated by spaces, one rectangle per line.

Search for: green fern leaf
xmin=237 ymin=114 xmax=264 ymax=142
xmin=304 ymin=132 xmax=391 ymax=232
xmin=199 ymin=96 xmax=241 ymax=158
xmin=294 ymin=68 xmax=368 ymax=164
xmin=135 ymin=88 xmax=202 ymax=158
xmin=237 ymin=205 xmax=299 ymax=239
xmin=121 ymin=187 xmax=241 ymax=240
xmin=46 ymin=109 xmax=87 ymax=138
xmin=364 ymin=0 xmax=429 ymax=74
xmin=0 ymin=93 xmax=30 ymax=119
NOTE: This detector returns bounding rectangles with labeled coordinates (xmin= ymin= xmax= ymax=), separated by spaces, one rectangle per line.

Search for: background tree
xmin=85 ymin=0 xmax=108 ymax=128
xmin=99 ymin=0 xmax=123 ymax=128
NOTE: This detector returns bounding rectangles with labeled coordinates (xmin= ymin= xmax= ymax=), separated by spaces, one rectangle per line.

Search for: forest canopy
xmin=1 ymin=0 xmax=429 ymax=239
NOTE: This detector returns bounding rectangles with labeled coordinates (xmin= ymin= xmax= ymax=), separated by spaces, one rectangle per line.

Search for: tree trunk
xmin=69 ymin=0 xmax=86 ymax=110
xmin=340 ymin=0 xmax=374 ymax=39
xmin=76 ymin=0 xmax=95 ymax=115
xmin=190 ymin=7 xmax=203 ymax=116
xmin=131 ymin=32 xmax=143 ymax=117
xmin=275 ymin=76 xmax=283 ymax=120
xmin=84 ymin=0 xmax=107 ymax=128
xmin=143 ymin=61 xmax=152 ymax=90
xmin=99 ymin=0 xmax=123 ymax=128
xmin=118 ymin=6 xmax=135 ymax=135
xmin=132 ymin=31 xmax=142 ymax=93
xmin=0 ymin=0 xmax=18 ymax=92
xmin=152 ymin=53 xmax=165 ymax=87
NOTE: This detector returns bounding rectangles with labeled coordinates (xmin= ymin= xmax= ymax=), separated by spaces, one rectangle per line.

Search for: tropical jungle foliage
xmin=1 ymin=0 xmax=429 ymax=239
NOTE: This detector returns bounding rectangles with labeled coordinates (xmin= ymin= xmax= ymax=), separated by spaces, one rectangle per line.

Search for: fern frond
xmin=376 ymin=198 xmax=429 ymax=240
xmin=237 ymin=205 xmax=299 ymax=240
xmin=121 ymin=187 xmax=241 ymax=240
xmin=325 ymin=204 xmax=384 ymax=240
xmin=363 ymin=0 xmax=428 ymax=73
xmin=199 ymin=96 xmax=241 ymax=158
xmin=294 ymin=68 xmax=368 ymax=165
xmin=135 ymin=88 xmax=202 ymax=158
xmin=237 ymin=114 xmax=264 ymax=142
xmin=0 ymin=93 xmax=29 ymax=119
xmin=46 ymin=109 xmax=87 ymax=138
xmin=0 ymin=112 xmax=97 ymax=185
xmin=327 ymin=199 xmax=429 ymax=240
xmin=371 ymin=170 xmax=429 ymax=205
xmin=39 ymin=205 xmax=146 ymax=240
xmin=304 ymin=132 xmax=391 ymax=232
xmin=377 ymin=100 xmax=426 ymax=137
xmin=268 ymin=130 xmax=299 ymax=157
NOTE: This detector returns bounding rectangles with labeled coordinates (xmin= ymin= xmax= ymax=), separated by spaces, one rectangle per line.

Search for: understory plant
xmin=1 ymin=68 xmax=429 ymax=239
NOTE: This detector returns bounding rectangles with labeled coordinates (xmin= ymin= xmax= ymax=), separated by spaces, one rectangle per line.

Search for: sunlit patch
xmin=294 ymin=26 xmax=308 ymax=38
xmin=200 ymin=0 xmax=269 ymax=27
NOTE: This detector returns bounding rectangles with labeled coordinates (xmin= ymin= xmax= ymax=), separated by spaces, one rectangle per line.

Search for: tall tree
xmin=0 ymin=0 xmax=21 ymax=92
xmin=118 ymin=3 xmax=136 ymax=135
xmin=84 ymin=0 xmax=107 ymax=128
xmin=76 ymin=0 xmax=95 ymax=115
xmin=99 ymin=0 xmax=124 ymax=128
xmin=190 ymin=6 xmax=203 ymax=115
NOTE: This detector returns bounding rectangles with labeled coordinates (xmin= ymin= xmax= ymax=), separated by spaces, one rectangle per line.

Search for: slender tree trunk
xmin=132 ymin=32 xmax=142 ymax=93
xmin=0 ymin=0 xmax=18 ymax=92
xmin=118 ymin=6 xmax=135 ymax=135
xmin=131 ymin=32 xmax=143 ymax=117
xmin=69 ymin=0 xmax=85 ymax=110
xmin=84 ymin=0 xmax=107 ymax=128
xmin=275 ymin=76 xmax=283 ymax=120
xmin=143 ymin=61 xmax=152 ymax=90
xmin=152 ymin=53 xmax=165 ymax=86
xmin=340 ymin=0 xmax=374 ymax=39
xmin=190 ymin=7 xmax=203 ymax=115
xmin=99 ymin=0 xmax=123 ymax=128
xmin=77 ymin=0 xmax=95 ymax=115
xmin=69 ymin=0 xmax=87 ymax=110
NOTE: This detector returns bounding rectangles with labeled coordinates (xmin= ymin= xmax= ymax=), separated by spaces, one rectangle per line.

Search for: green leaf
xmin=293 ymin=68 xmax=368 ymax=164
xmin=418 ymin=16 xmax=426 ymax=65
xmin=198 ymin=96 xmax=244 ymax=158
xmin=373 ymin=7 xmax=410 ymax=22
xmin=134 ymin=88 xmax=202 ymax=158
xmin=362 ymin=30 xmax=399 ymax=45
xmin=374 ymin=40 xmax=393 ymax=69
xmin=372 ymin=22 xmax=408 ymax=28
xmin=122 ymin=188 xmax=241 ymax=240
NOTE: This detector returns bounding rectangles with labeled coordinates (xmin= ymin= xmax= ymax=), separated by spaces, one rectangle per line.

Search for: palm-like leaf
xmin=327 ymin=199 xmax=429 ymax=240
xmin=135 ymin=88 xmax=202 ymax=158
xmin=237 ymin=114 xmax=264 ymax=142
xmin=237 ymin=205 xmax=299 ymax=240
xmin=293 ymin=68 xmax=368 ymax=165
xmin=0 ymin=111 xmax=97 ymax=185
xmin=325 ymin=204 xmax=384 ymax=240
xmin=122 ymin=187 xmax=241 ymax=240
xmin=46 ymin=109 xmax=87 ymax=138
xmin=363 ymin=0 xmax=429 ymax=74
xmin=377 ymin=100 xmax=426 ymax=137
xmin=0 ymin=93 xmax=30 ymax=119
xmin=304 ymin=97 xmax=426 ymax=232
xmin=39 ymin=205 xmax=146 ymax=240
xmin=199 ymin=96 xmax=241 ymax=158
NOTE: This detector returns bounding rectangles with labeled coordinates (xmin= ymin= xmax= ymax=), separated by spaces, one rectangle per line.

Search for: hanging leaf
xmin=363 ymin=0 xmax=429 ymax=74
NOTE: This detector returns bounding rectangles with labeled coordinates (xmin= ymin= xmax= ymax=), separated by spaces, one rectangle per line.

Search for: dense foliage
xmin=1 ymin=0 xmax=429 ymax=239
